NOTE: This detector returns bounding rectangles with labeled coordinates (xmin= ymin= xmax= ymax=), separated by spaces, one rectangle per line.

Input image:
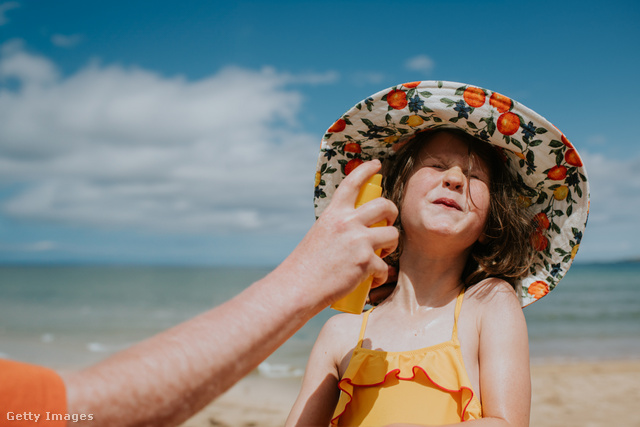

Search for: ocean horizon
xmin=1 ymin=261 xmax=639 ymax=377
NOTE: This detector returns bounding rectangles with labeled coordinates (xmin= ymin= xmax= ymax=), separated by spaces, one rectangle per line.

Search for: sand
xmin=179 ymin=359 xmax=640 ymax=427
xmin=179 ymin=375 xmax=302 ymax=427
xmin=529 ymin=360 xmax=640 ymax=427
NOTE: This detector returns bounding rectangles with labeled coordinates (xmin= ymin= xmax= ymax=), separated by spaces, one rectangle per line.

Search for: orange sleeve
xmin=0 ymin=359 xmax=67 ymax=426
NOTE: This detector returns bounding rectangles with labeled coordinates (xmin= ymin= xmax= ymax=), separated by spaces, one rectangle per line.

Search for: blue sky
xmin=0 ymin=0 xmax=638 ymax=265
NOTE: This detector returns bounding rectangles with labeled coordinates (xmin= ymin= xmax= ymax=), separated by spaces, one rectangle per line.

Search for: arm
xmin=62 ymin=160 xmax=399 ymax=427
xmin=285 ymin=315 xmax=355 ymax=427
xmin=469 ymin=282 xmax=531 ymax=427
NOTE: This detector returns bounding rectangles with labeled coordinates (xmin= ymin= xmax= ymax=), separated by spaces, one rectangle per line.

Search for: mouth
xmin=433 ymin=198 xmax=462 ymax=211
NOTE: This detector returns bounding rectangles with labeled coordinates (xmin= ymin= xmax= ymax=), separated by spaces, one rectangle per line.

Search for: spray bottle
xmin=330 ymin=173 xmax=385 ymax=314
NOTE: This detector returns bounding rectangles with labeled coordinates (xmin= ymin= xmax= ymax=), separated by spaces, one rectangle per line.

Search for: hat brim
xmin=314 ymin=80 xmax=589 ymax=307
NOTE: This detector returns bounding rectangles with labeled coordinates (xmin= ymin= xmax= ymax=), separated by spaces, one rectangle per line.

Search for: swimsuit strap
xmin=356 ymin=308 xmax=375 ymax=349
xmin=451 ymin=287 xmax=466 ymax=341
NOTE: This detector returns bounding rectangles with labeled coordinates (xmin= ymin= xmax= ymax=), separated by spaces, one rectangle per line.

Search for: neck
xmin=389 ymin=243 xmax=469 ymax=313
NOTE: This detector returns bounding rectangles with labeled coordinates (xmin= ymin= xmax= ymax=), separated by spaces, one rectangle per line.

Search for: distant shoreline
xmin=575 ymin=257 xmax=640 ymax=265
xmin=1 ymin=258 xmax=640 ymax=268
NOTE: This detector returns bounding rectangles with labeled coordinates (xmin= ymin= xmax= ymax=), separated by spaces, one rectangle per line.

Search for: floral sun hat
xmin=314 ymin=80 xmax=589 ymax=307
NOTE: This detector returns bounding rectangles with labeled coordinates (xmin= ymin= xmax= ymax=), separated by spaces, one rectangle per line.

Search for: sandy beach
xmin=179 ymin=359 xmax=640 ymax=427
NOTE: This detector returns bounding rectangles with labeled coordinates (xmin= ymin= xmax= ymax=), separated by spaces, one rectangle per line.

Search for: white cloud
xmin=405 ymin=54 xmax=435 ymax=72
xmin=283 ymin=69 xmax=339 ymax=85
xmin=51 ymin=33 xmax=84 ymax=48
xmin=574 ymin=150 xmax=640 ymax=261
xmin=0 ymin=240 xmax=57 ymax=252
xmin=0 ymin=39 xmax=59 ymax=86
xmin=351 ymin=71 xmax=386 ymax=86
xmin=29 ymin=241 xmax=57 ymax=251
xmin=0 ymin=42 xmax=324 ymax=234
xmin=0 ymin=1 xmax=19 ymax=26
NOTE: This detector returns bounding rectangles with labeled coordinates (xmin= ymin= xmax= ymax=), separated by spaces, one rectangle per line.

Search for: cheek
xmin=403 ymin=169 xmax=436 ymax=198
xmin=398 ymin=182 xmax=427 ymax=229
xmin=469 ymin=182 xmax=491 ymax=220
xmin=399 ymin=175 xmax=422 ymax=211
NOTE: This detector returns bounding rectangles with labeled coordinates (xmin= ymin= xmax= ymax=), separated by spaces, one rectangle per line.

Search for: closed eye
xmin=424 ymin=160 xmax=446 ymax=170
xmin=470 ymin=170 xmax=489 ymax=182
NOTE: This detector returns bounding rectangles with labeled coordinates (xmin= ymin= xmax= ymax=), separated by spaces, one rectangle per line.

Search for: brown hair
xmin=382 ymin=128 xmax=535 ymax=290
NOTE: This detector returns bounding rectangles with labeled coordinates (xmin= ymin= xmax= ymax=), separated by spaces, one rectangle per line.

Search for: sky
xmin=0 ymin=0 xmax=638 ymax=266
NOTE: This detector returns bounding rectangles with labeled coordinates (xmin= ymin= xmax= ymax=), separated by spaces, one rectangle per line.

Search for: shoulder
xmin=320 ymin=312 xmax=365 ymax=345
xmin=464 ymin=278 xmax=525 ymax=329
xmin=318 ymin=314 xmax=364 ymax=348
xmin=313 ymin=312 xmax=366 ymax=374
xmin=465 ymin=278 xmax=521 ymax=309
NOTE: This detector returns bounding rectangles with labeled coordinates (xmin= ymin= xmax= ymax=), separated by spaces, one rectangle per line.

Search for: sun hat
xmin=313 ymin=80 xmax=589 ymax=307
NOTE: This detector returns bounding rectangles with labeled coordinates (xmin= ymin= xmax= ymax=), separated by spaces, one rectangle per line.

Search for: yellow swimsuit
xmin=331 ymin=289 xmax=483 ymax=426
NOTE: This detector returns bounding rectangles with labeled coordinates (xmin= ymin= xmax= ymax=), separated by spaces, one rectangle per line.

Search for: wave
xmin=257 ymin=362 xmax=304 ymax=378
xmin=86 ymin=342 xmax=131 ymax=353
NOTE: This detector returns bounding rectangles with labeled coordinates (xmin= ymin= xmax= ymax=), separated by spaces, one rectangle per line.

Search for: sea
xmin=1 ymin=262 xmax=639 ymax=378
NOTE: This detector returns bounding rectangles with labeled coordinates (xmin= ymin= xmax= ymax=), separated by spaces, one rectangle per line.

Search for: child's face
xmin=400 ymin=132 xmax=491 ymax=252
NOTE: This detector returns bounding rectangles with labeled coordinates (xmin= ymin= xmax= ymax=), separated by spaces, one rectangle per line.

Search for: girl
xmin=288 ymin=81 xmax=589 ymax=426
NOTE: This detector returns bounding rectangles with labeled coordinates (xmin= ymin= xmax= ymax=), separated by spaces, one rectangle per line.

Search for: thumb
xmin=330 ymin=160 xmax=381 ymax=209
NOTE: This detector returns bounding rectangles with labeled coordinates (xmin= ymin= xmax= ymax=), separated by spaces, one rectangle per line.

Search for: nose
xmin=443 ymin=166 xmax=465 ymax=191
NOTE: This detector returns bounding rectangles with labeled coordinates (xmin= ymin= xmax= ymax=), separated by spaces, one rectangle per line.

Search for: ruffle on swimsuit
xmin=331 ymin=289 xmax=482 ymax=426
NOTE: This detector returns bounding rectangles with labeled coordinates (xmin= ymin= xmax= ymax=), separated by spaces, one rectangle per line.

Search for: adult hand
xmin=278 ymin=160 xmax=399 ymax=310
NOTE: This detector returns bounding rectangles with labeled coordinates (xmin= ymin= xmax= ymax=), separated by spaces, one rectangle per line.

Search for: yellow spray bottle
xmin=331 ymin=173 xmax=385 ymax=314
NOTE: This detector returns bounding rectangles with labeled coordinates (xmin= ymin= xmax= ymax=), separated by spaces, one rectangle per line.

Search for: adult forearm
xmin=64 ymin=265 xmax=324 ymax=426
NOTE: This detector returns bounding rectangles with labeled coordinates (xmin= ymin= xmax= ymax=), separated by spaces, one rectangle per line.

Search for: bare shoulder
xmin=464 ymin=278 xmax=524 ymax=327
xmin=465 ymin=278 xmax=521 ymax=309
xmin=320 ymin=312 xmax=365 ymax=345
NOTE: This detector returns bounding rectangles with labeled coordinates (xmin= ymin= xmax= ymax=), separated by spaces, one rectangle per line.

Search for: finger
xmin=370 ymin=265 xmax=397 ymax=289
xmin=330 ymin=160 xmax=381 ymax=209
xmin=354 ymin=197 xmax=398 ymax=229
xmin=367 ymin=282 xmax=396 ymax=306
xmin=368 ymin=224 xmax=399 ymax=260
xmin=369 ymin=255 xmax=392 ymax=288
xmin=378 ymin=235 xmax=397 ymax=259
